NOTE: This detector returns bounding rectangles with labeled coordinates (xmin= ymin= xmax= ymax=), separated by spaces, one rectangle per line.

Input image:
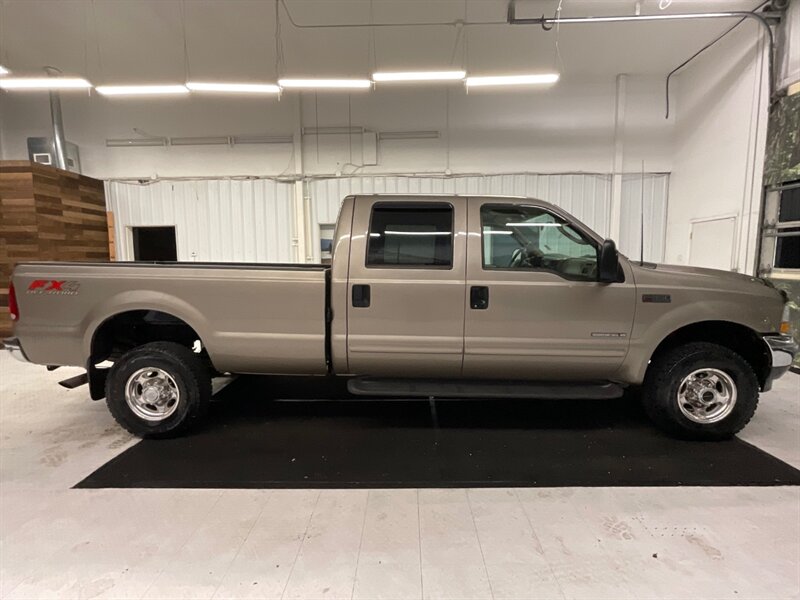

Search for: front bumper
xmin=2 ymin=337 xmax=30 ymax=363
xmin=763 ymin=334 xmax=798 ymax=391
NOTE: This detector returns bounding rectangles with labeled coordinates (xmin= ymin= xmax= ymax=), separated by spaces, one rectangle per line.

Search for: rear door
xmin=346 ymin=196 xmax=467 ymax=377
xmin=463 ymin=199 xmax=635 ymax=380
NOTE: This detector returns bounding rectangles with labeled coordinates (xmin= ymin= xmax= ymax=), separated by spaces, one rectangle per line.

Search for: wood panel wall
xmin=0 ymin=161 xmax=109 ymax=338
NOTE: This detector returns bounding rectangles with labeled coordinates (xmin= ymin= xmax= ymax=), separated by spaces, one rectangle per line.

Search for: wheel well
xmin=649 ymin=321 xmax=770 ymax=388
xmin=91 ymin=310 xmax=204 ymax=363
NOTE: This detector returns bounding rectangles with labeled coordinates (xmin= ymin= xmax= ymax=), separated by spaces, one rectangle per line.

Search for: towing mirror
xmin=598 ymin=239 xmax=620 ymax=283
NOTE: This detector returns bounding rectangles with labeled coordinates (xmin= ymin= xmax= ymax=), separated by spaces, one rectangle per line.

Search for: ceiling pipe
xmin=43 ymin=66 xmax=68 ymax=170
xmin=506 ymin=1 xmax=777 ymax=105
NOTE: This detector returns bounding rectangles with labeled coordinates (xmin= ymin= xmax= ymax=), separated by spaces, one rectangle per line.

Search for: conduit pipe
xmin=506 ymin=1 xmax=777 ymax=108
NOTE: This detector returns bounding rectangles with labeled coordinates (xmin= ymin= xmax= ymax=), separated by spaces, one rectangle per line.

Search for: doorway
xmin=132 ymin=226 xmax=178 ymax=261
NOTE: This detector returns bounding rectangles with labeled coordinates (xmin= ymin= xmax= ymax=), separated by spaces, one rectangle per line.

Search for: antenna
xmin=640 ymin=159 xmax=645 ymax=266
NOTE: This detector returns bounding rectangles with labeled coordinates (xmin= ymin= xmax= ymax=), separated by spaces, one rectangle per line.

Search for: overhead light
xmin=106 ymin=138 xmax=167 ymax=147
xmin=96 ymin=85 xmax=189 ymax=96
xmin=384 ymin=231 xmax=451 ymax=236
xmin=278 ymin=78 xmax=372 ymax=90
xmin=0 ymin=77 xmax=92 ymax=90
xmin=0 ymin=66 xmax=9 ymax=76
xmin=542 ymin=12 xmax=738 ymax=24
xmin=186 ymin=82 xmax=281 ymax=94
xmin=466 ymin=73 xmax=559 ymax=88
xmin=170 ymin=136 xmax=231 ymax=146
xmin=232 ymin=134 xmax=294 ymax=144
xmin=303 ymin=126 xmax=364 ymax=135
xmin=372 ymin=70 xmax=465 ymax=83
xmin=379 ymin=130 xmax=440 ymax=140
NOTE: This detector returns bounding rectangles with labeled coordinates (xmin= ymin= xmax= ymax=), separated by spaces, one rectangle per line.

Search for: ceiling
xmin=0 ymin=0 xmax=768 ymax=85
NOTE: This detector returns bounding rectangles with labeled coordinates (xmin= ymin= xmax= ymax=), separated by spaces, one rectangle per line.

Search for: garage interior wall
xmin=0 ymin=2 xmax=780 ymax=271
xmin=106 ymin=179 xmax=295 ymax=263
xmin=667 ymin=22 xmax=770 ymax=274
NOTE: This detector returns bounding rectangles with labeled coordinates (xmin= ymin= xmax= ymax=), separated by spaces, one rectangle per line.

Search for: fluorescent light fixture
xmin=232 ymin=134 xmax=294 ymax=144
xmin=379 ymin=130 xmax=440 ymax=140
xmin=0 ymin=65 xmax=9 ymax=76
xmin=279 ymin=78 xmax=371 ymax=90
xmin=384 ymin=230 xmax=451 ymax=236
xmin=186 ymin=82 xmax=280 ymax=94
xmin=506 ymin=222 xmax=562 ymax=227
xmin=543 ymin=12 xmax=739 ymax=24
xmin=303 ymin=126 xmax=364 ymax=135
xmin=372 ymin=70 xmax=465 ymax=83
xmin=466 ymin=73 xmax=559 ymax=88
xmin=96 ymin=85 xmax=189 ymax=96
xmin=106 ymin=138 xmax=167 ymax=147
xmin=170 ymin=136 xmax=231 ymax=146
xmin=0 ymin=77 xmax=91 ymax=90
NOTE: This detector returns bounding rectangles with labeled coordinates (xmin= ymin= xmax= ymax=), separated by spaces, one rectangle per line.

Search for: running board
xmin=347 ymin=377 xmax=624 ymax=400
xmin=59 ymin=372 xmax=89 ymax=390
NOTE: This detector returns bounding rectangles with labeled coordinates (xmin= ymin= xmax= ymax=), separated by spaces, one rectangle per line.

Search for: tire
xmin=105 ymin=341 xmax=211 ymax=438
xmin=642 ymin=342 xmax=759 ymax=441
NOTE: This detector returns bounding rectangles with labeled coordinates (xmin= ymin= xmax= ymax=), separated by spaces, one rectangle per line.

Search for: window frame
xmin=364 ymin=201 xmax=455 ymax=270
xmin=479 ymin=203 xmax=601 ymax=282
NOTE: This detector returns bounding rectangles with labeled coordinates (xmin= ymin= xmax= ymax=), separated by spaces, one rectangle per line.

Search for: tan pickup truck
xmin=5 ymin=194 xmax=797 ymax=440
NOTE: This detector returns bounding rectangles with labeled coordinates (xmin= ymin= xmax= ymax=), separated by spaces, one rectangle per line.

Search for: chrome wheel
xmin=125 ymin=367 xmax=180 ymax=422
xmin=677 ymin=368 xmax=737 ymax=424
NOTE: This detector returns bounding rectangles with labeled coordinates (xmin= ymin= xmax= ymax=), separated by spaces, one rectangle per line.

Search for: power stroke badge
xmin=27 ymin=280 xmax=80 ymax=296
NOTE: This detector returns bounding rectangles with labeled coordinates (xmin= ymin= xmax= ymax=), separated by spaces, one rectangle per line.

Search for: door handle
xmin=470 ymin=286 xmax=489 ymax=310
xmin=352 ymin=284 xmax=371 ymax=308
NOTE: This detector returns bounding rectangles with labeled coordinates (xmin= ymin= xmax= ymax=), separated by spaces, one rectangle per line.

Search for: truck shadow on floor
xmin=76 ymin=375 xmax=800 ymax=489
xmin=205 ymin=375 xmax=646 ymax=431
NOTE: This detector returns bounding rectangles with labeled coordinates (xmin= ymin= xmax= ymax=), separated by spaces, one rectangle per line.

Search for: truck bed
xmin=11 ymin=261 xmax=330 ymax=375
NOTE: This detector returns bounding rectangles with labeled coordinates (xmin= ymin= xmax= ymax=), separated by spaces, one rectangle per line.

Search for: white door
xmin=689 ymin=216 xmax=736 ymax=271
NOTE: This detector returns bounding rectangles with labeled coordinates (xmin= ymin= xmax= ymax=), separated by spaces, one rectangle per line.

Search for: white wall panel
xmin=106 ymin=179 xmax=295 ymax=263
xmin=308 ymin=173 xmax=665 ymax=263
xmin=619 ymin=173 xmax=670 ymax=263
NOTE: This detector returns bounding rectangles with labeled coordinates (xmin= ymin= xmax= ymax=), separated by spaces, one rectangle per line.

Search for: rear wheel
xmin=105 ymin=341 xmax=211 ymax=438
xmin=642 ymin=342 xmax=759 ymax=440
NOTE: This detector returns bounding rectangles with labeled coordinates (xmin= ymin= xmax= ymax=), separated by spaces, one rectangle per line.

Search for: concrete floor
xmin=1 ymin=352 xmax=798 ymax=600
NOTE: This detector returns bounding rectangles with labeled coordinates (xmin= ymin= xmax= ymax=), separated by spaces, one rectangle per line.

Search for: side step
xmin=347 ymin=377 xmax=624 ymax=400
xmin=59 ymin=372 xmax=89 ymax=390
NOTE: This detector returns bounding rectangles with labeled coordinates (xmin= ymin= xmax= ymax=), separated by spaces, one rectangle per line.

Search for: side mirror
xmin=598 ymin=239 xmax=620 ymax=283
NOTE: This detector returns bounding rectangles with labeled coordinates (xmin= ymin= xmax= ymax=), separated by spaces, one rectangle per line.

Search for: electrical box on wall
xmin=26 ymin=137 xmax=82 ymax=174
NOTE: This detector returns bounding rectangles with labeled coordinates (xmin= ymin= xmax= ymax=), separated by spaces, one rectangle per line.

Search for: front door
xmin=463 ymin=200 xmax=635 ymax=380
xmin=346 ymin=197 xmax=467 ymax=377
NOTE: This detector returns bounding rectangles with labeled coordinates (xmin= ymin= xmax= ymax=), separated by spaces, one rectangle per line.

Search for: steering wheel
xmin=509 ymin=244 xmax=544 ymax=268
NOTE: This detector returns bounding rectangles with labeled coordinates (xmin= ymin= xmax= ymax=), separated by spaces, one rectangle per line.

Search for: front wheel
xmin=642 ymin=342 xmax=759 ymax=440
xmin=105 ymin=341 xmax=211 ymax=438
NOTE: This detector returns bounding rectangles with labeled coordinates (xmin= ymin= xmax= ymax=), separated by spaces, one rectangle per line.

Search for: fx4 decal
xmin=27 ymin=280 xmax=80 ymax=296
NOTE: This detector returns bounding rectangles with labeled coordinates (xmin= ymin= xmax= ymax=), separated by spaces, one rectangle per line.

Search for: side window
xmin=481 ymin=204 xmax=598 ymax=281
xmin=367 ymin=204 xmax=453 ymax=268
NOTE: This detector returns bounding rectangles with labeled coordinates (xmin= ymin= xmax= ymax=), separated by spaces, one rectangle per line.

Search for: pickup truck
xmin=5 ymin=194 xmax=797 ymax=440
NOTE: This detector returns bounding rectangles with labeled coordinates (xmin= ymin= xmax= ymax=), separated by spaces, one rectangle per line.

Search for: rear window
xmin=366 ymin=204 xmax=453 ymax=268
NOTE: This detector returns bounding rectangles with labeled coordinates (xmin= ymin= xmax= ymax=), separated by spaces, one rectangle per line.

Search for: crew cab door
xmin=463 ymin=200 xmax=635 ymax=380
xmin=346 ymin=197 xmax=467 ymax=377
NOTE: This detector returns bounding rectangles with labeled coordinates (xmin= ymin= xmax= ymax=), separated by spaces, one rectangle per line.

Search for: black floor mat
xmin=76 ymin=375 xmax=800 ymax=489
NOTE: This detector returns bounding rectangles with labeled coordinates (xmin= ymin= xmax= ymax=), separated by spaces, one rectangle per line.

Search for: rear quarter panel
xmin=12 ymin=263 xmax=327 ymax=374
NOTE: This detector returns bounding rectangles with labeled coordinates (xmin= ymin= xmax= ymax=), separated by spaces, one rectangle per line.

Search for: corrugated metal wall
xmin=107 ymin=173 xmax=669 ymax=264
xmin=308 ymin=173 xmax=669 ymax=263
xmin=620 ymin=173 xmax=670 ymax=263
xmin=106 ymin=179 xmax=295 ymax=262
